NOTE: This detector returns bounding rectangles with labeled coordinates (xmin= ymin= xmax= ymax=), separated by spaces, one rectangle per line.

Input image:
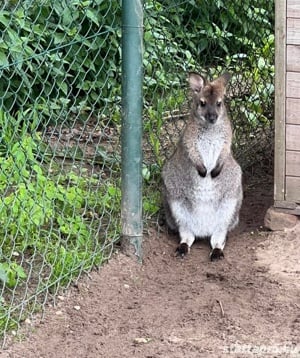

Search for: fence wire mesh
xmin=0 ymin=0 xmax=122 ymax=342
xmin=0 ymin=0 xmax=274 ymax=343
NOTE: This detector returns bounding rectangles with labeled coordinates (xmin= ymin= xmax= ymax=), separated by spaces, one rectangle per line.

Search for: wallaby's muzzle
xmin=206 ymin=111 xmax=218 ymax=124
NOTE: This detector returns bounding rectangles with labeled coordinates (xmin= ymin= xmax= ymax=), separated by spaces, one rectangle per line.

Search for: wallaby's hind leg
xmin=210 ymin=230 xmax=227 ymax=261
xmin=210 ymin=248 xmax=225 ymax=261
xmin=163 ymin=197 xmax=178 ymax=233
xmin=209 ymin=198 xmax=241 ymax=261
xmin=176 ymin=227 xmax=195 ymax=258
xmin=176 ymin=243 xmax=189 ymax=257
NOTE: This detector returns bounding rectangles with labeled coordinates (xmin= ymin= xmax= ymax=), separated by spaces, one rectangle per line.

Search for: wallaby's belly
xmin=187 ymin=202 xmax=219 ymax=238
xmin=171 ymin=177 xmax=224 ymax=237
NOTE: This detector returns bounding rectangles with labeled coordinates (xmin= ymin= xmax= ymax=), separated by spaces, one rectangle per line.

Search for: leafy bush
xmin=0 ymin=133 xmax=121 ymax=289
xmin=0 ymin=109 xmax=122 ymax=331
xmin=0 ymin=0 xmax=121 ymax=123
xmin=0 ymin=0 xmax=274 ymax=126
xmin=144 ymin=0 xmax=274 ymax=82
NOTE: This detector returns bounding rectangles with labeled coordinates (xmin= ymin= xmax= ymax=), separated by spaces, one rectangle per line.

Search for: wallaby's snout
xmin=204 ymin=104 xmax=219 ymax=124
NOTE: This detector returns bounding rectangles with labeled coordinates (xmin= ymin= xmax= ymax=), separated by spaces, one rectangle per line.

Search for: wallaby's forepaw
xmin=210 ymin=248 xmax=224 ymax=261
xmin=197 ymin=164 xmax=207 ymax=177
xmin=175 ymin=243 xmax=189 ymax=258
xmin=211 ymin=161 xmax=224 ymax=178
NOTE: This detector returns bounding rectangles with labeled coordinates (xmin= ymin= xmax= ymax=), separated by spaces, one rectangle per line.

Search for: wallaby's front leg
xmin=196 ymin=163 xmax=207 ymax=177
xmin=188 ymin=150 xmax=207 ymax=177
xmin=187 ymin=147 xmax=207 ymax=177
xmin=211 ymin=159 xmax=224 ymax=178
xmin=182 ymin=135 xmax=207 ymax=177
xmin=211 ymin=142 xmax=230 ymax=178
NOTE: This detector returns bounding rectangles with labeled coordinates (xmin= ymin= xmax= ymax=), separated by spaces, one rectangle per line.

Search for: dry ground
xmin=2 ymin=177 xmax=300 ymax=358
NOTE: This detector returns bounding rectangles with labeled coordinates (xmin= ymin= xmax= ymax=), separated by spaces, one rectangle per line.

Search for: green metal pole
xmin=121 ymin=0 xmax=143 ymax=260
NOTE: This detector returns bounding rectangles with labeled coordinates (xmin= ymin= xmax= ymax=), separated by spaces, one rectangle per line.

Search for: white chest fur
xmin=197 ymin=132 xmax=224 ymax=172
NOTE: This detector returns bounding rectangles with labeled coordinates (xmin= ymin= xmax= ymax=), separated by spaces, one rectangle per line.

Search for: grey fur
xmin=161 ymin=72 xmax=243 ymax=260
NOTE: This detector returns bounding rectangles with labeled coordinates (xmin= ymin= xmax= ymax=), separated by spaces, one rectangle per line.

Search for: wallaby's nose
xmin=206 ymin=112 xmax=218 ymax=124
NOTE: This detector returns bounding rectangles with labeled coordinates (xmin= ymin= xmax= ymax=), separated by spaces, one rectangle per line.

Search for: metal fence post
xmin=121 ymin=0 xmax=143 ymax=260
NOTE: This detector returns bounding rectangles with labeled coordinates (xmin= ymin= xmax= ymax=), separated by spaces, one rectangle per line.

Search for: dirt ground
xmin=2 ymin=175 xmax=300 ymax=358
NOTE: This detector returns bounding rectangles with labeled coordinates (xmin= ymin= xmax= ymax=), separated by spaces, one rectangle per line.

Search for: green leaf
xmin=58 ymin=82 xmax=68 ymax=95
xmin=0 ymin=51 xmax=9 ymax=67
xmin=13 ymin=264 xmax=27 ymax=279
xmin=86 ymin=9 xmax=99 ymax=25
xmin=0 ymin=13 xmax=9 ymax=26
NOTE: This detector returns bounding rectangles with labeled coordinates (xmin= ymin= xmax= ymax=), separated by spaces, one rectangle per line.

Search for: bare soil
xmin=2 ymin=176 xmax=300 ymax=358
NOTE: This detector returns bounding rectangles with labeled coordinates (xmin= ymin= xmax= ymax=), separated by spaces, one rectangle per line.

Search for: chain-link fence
xmin=0 ymin=0 xmax=274 ymax=344
xmin=0 ymin=0 xmax=122 ymax=343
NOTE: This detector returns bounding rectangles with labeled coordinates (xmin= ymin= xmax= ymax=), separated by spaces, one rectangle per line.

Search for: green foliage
xmin=0 ymin=0 xmax=121 ymax=123
xmin=144 ymin=0 xmax=274 ymax=79
xmin=0 ymin=110 xmax=121 ymax=332
xmin=0 ymin=262 xmax=26 ymax=288
xmin=0 ymin=141 xmax=121 ymax=287
xmin=144 ymin=89 xmax=186 ymax=167
xmin=0 ymin=0 xmax=274 ymax=130
xmin=0 ymin=296 xmax=18 ymax=333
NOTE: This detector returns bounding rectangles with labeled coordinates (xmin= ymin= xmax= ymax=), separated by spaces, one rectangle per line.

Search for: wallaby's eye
xmin=216 ymin=100 xmax=222 ymax=107
xmin=200 ymin=100 xmax=206 ymax=107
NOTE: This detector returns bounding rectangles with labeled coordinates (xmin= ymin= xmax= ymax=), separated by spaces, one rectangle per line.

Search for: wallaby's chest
xmin=197 ymin=132 xmax=224 ymax=171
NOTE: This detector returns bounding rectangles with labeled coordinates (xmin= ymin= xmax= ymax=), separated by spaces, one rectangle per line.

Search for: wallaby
xmin=161 ymin=72 xmax=243 ymax=261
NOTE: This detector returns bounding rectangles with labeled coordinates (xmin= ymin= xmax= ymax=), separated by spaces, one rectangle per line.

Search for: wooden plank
xmin=286 ymin=150 xmax=300 ymax=176
xmin=287 ymin=45 xmax=300 ymax=72
xmin=286 ymin=98 xmax=300 ymax=124
xmin=286 ymin=176 xmax=300 ymax=201
xmin=275 ymin=200 xmax=297 ymax=210
xmin=287 ymin=0 xmax=300 ymax=18
xmin=287 ymin=18 xmax=300 ymax=45
xmin=286 ymin=72 xmax=300 ymax=98
xmin=274 ymin=201 xmax=300 ymax=215
xmin=274 ymin=0 xmax=286 ymax=202
xmin=286 ymin=124 xmax=300 ymax=151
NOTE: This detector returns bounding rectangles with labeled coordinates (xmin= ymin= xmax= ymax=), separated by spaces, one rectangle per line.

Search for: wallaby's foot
xmin=210 ymin=248 xmax=224 ymax=261
xmin=175 ymin=243 xmax=189 ymax=258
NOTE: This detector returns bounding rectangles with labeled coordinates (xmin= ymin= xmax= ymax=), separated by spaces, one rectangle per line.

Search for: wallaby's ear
xmin=215 ymin=72 xmax=231 ymax=87
xmin=188 ymin=72 xmax=205 ymax=93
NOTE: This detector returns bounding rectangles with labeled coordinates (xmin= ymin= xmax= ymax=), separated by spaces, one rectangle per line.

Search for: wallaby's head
xmin=188 ymin=72 xmax=231 ymax=125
